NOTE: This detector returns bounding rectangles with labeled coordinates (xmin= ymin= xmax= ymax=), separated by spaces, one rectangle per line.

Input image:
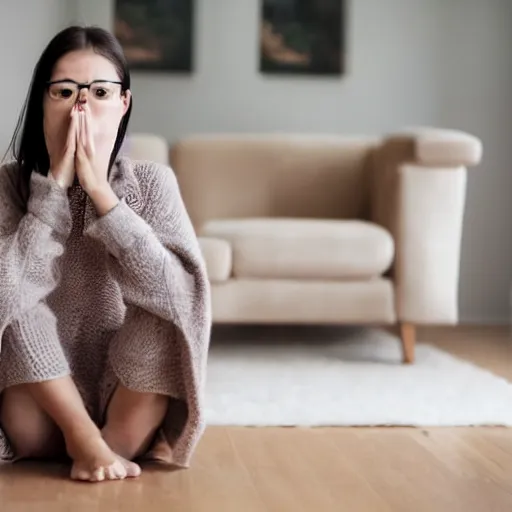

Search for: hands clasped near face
xmin=49 ymin=102 xmax=110 ymax=195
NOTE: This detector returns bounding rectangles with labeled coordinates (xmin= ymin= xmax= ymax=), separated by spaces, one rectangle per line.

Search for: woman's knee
xmin=0 ymin=384 xmax=62 ymax=459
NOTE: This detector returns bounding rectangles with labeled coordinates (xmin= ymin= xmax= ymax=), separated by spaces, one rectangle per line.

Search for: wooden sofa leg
xmin=400 ymin=323 xmax=416 ymax=364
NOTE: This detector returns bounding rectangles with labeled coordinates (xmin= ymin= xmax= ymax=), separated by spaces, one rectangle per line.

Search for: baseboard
xmin=459 ymin=315 xmax=509 ymax=326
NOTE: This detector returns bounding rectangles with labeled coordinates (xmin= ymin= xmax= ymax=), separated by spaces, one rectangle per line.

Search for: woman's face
xmin=43 ymin=49 xmax=131 ymax=163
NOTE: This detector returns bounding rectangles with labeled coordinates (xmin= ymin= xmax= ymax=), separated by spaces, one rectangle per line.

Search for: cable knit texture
xmin=0 ymin=157 xmax=212 ymax=467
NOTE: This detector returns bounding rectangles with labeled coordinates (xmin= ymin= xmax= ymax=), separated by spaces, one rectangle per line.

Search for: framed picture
xmin=259 ymin=0 xmax=345 ymax=76
xmin=113 ymin=0 xmax=194 ymax=72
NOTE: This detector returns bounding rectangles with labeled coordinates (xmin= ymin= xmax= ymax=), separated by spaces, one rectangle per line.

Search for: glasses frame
xmin=45 ymin=79 xmax=125 ymax=100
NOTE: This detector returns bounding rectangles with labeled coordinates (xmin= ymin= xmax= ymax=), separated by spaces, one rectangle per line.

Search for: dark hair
xmin=5 ymin=25 xmax=132 ymax=202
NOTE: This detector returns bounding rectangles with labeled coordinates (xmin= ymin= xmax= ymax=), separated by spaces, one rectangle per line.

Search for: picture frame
xmin=113 ymin=0 xmax=194 ymax=72
xmin=259 ymin=0 xmax=345 ymax=76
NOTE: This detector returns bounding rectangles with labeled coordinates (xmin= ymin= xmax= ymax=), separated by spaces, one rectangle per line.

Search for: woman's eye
xmin=94 ymin=88 xmax=108 ymax=98
xmin=60 ymin=89 xmax=74 ymax=98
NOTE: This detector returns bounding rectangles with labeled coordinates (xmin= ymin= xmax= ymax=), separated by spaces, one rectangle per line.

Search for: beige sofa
xmin=126 ymin=129 xmax=482 ymax=363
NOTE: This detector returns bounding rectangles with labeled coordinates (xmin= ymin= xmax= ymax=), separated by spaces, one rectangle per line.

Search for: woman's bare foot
xmin=66 ymin=432 xmax=141 ymax=482
xmin=15 ymin=376 xmax=142 ymax=482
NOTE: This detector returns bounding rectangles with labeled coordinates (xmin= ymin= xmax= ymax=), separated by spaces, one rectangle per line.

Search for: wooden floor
xmin=1 ymin=325 xmax=511 ymax=512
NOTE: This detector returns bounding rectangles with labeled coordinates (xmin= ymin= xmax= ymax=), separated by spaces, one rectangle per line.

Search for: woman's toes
xmin=118 ymin=455 xmax=141 ymax=478
xmin=92 ymin=467 xmax=106 ymax=482
xmin=71 ymin=461 xmax=128 ymax=483
xmin=105 ymin=464 xmax=125 ymax=481
xmin=72 ymin=468 xmax=91 ymax=481
xmin=110 ymin=460 xmax=128 ymax=480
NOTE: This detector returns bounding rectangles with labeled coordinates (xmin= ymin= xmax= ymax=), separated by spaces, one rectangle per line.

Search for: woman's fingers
xmin=66 ymin=105 xmax=78 ymax=155
xmin=74 ymin=103 xmax=102 ymax=193
xmin=76 ymin=120 xmax=87 ymax=162
xmin=75 ymin=107 xmax=81 ymax=153
xmin=82 ymin=103 xmax=95 ymax=157
xmin=80 ymin=108 xmax=87 ymax=148
xmin=86 ymin=107 xmax=95 ymax=157
xmin=49 ymin=106 xmax=79 ymax=188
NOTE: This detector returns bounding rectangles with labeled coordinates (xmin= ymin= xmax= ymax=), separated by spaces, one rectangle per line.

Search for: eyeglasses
xmin=46 ymin=79 xmax=124 ymax=102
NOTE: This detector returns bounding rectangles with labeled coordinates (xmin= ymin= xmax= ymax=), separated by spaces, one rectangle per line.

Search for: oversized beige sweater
xmin=0 ymin=156 xmax=212 ymax=467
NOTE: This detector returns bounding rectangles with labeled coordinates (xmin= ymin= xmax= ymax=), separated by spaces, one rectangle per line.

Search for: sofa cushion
xmin=198 ymin=237 xmax=232 ymax=282
xmin=201 ymin=218 xmax=394 ymax=280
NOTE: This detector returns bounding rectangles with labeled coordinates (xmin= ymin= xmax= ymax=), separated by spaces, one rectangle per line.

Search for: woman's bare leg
xmin=102 ymin=385 xmax=168 ymax=461
xmin=0 ymin=384 xmax=64 ymax=460
xmin=11 ymin=376 xmax=140 ymax=482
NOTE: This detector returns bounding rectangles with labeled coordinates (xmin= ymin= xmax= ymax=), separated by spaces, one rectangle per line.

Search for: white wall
xmin=6 ymin=0 xmax=512 ymax=324
xmin=0 ymin=0 xmax=70 ymax=155
xmin=74 ymin=0 xmax=441 ymax=137
xmin=436 ymin=0 xmax=512 ymax=324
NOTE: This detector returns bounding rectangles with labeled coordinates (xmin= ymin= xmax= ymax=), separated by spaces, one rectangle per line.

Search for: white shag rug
xmin=204 ymin=326 xmax=512 ymax=427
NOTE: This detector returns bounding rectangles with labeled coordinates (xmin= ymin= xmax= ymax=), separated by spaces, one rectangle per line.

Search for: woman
xmin=0 ymin=26 xmax=211 ymax=483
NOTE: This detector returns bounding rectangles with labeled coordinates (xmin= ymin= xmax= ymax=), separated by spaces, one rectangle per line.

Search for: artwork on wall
xmin=259 ymin=0 xmax=345 ymax=76
xmin=113 ymin=0 xmax=194 ymax=72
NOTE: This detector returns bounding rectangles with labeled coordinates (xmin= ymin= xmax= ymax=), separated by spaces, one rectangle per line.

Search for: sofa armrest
xmin=370 ymin=128 xmax=482 ymax=324
xmin=383 ymin=127 xmax=482 ymax=167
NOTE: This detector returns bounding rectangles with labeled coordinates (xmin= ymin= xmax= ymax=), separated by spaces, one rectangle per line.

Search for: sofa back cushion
xmin=124 ymin=133 xmax=169 ymax=165
xmin=170 ymin=135 xmax=378 ymax=230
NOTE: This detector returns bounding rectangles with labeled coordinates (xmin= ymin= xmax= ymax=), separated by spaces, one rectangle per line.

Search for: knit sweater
xmin=0 ymin=157 xmax=212 ymax=467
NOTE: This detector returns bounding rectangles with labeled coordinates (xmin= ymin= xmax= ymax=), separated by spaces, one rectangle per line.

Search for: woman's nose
xmin=77 ymin=89 xmax=88 ymax=104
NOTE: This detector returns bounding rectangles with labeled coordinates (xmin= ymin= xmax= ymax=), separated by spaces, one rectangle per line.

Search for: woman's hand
xmin=48 ymin=105 xmax=78 ymax=189
xmin=75 ymin=104 xmax=119 ymax=216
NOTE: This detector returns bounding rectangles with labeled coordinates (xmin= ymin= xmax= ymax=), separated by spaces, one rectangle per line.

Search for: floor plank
xmin=1 ymin=325 xmax=511 ymax=511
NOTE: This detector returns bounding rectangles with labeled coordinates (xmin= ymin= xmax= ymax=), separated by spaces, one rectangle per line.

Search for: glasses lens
xmin=48 ymin=82 xmax=77 ymax=100
xmin=90 ymin=82 xmax=119 ymax=100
